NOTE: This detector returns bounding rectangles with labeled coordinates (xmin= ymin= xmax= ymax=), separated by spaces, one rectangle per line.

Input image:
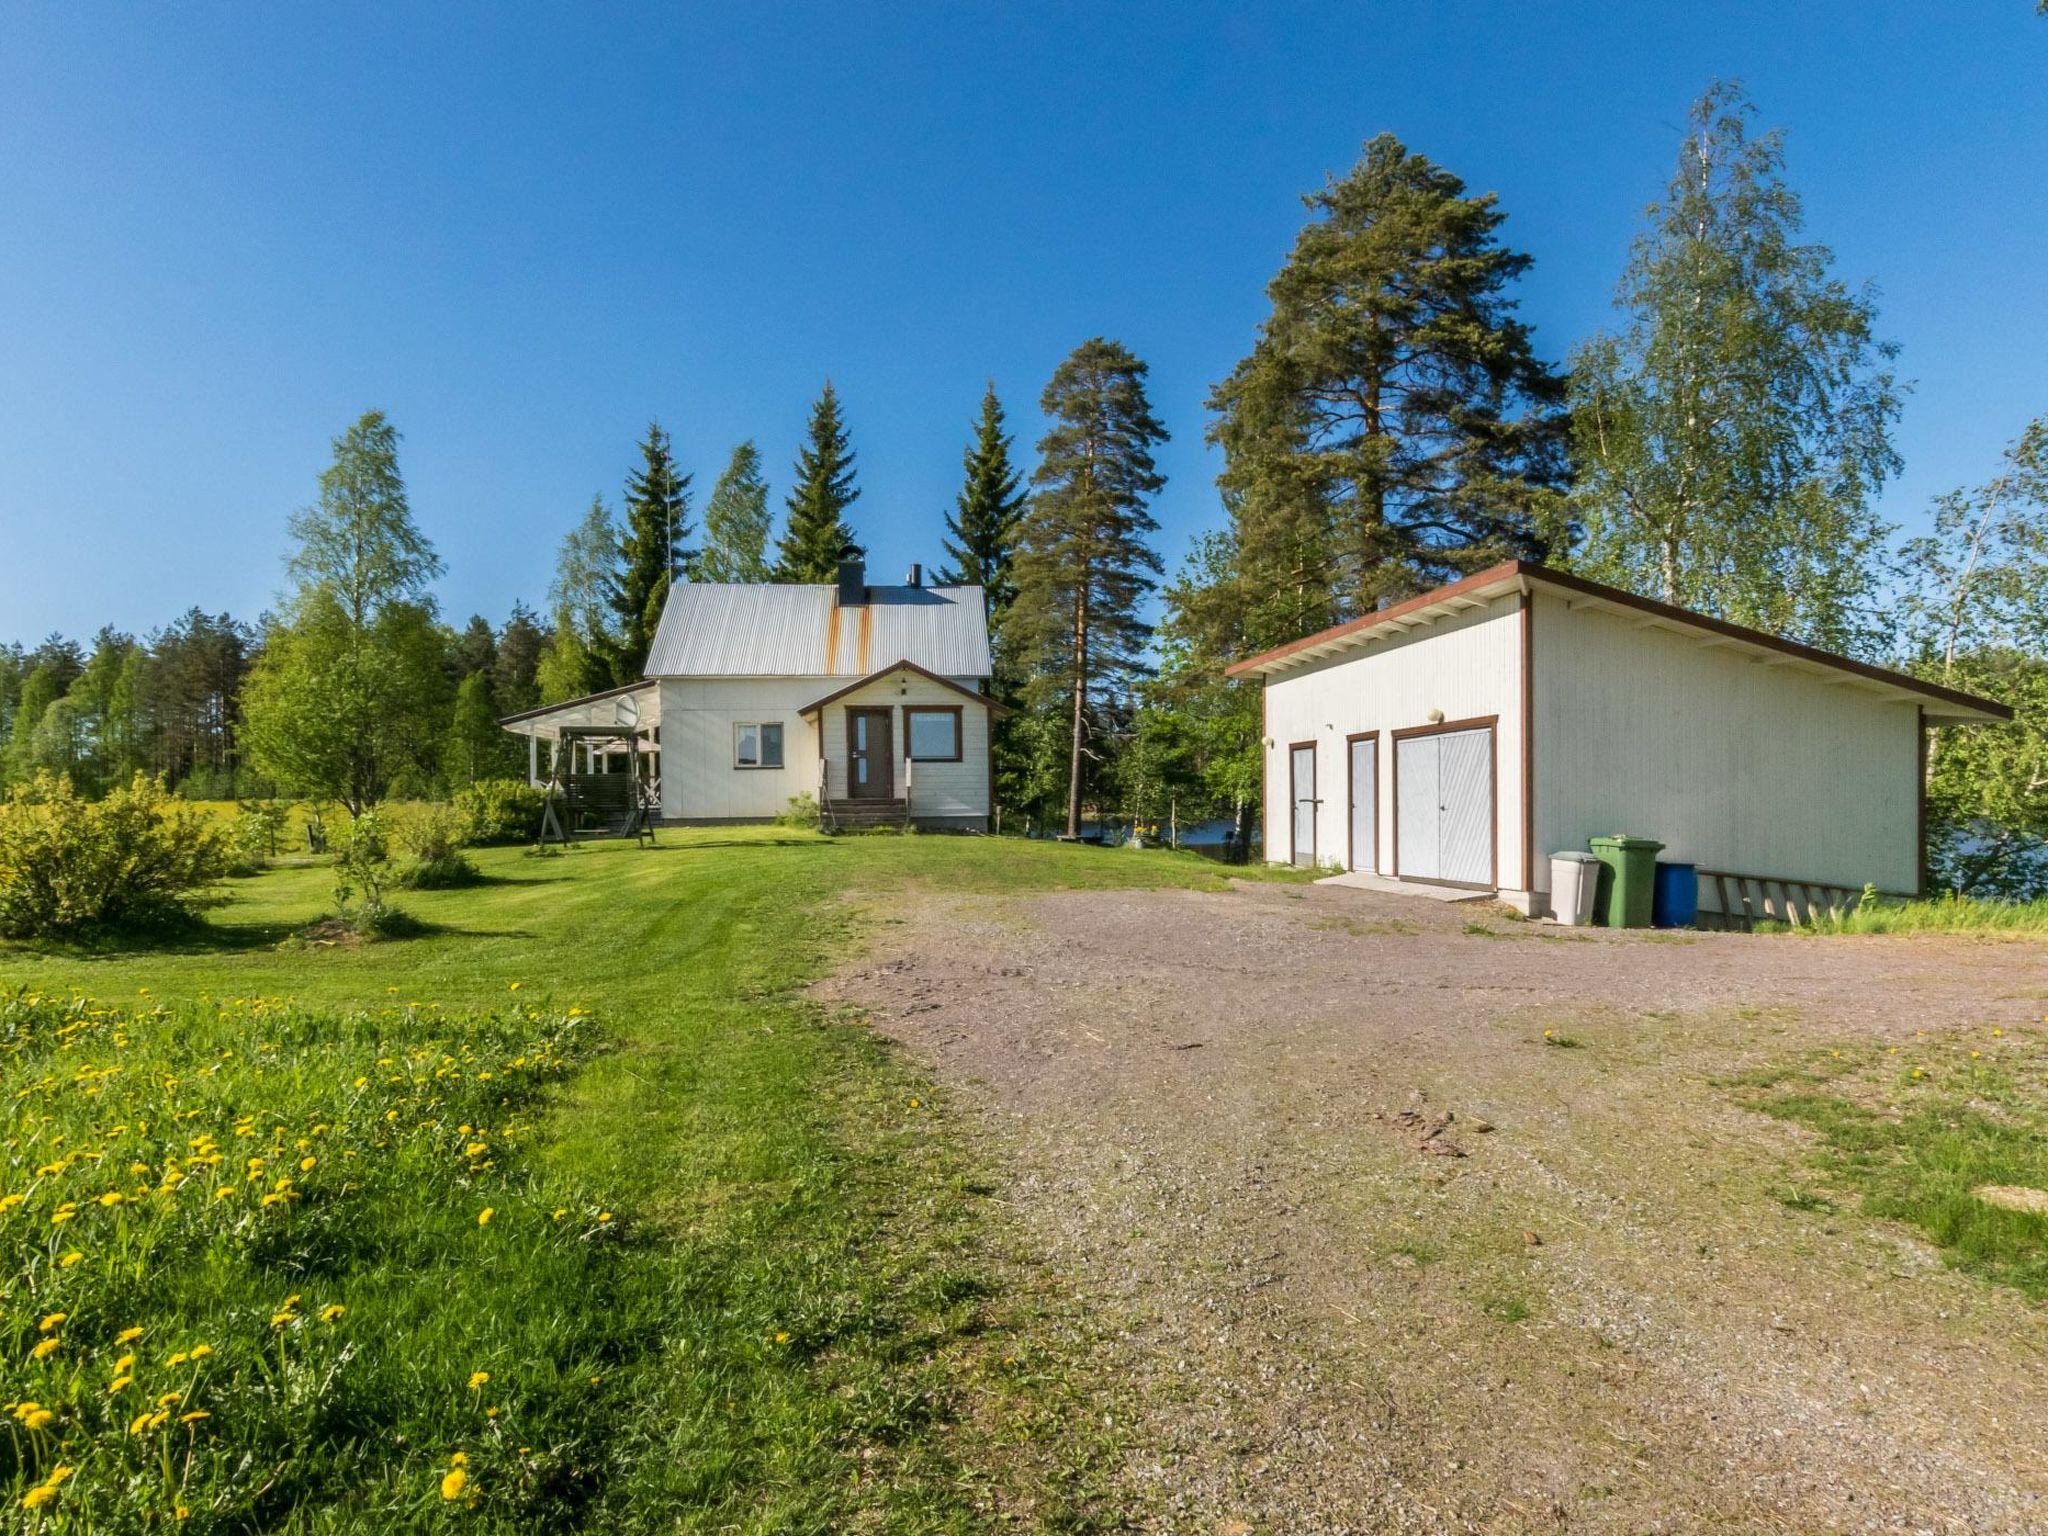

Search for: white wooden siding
xmin=1260 ymin=594 xmax=1528 ymax=887
xmin=1530 ymin=592 xmax=1920 ymax=894
xmin=658 ymin=673 xmax=992 ymax=822
xmin=816 ymin=671 xmax=992 ymax=822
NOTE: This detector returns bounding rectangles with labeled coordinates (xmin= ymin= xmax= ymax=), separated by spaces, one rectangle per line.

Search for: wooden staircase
xmin=823 ymin=796 xmax=909 ymax=832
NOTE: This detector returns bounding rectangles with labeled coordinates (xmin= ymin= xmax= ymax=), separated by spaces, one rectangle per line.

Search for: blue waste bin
xmin=1651 ymin=861 xmax=1698 ymax=928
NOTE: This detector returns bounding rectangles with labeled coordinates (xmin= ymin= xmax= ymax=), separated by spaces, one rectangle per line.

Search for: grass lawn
xmin=0 ymin=829 xmax=1289 ymax=1532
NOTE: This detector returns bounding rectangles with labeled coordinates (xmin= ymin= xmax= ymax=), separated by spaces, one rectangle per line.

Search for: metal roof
xmin=1226 ymin=561 xmax=2012 ymax=727
xmin=497 ymin=681 xmax=659 ymax=740
xmin=644 ymin=582 xmax=992 ymax=678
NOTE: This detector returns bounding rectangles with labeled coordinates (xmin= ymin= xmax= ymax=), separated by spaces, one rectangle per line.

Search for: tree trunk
xmin=1065 ymin=584 xmax=1088 ymax=839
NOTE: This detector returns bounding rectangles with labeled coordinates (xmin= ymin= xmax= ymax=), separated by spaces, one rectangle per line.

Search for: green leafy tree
xmin=241 ymin=411 xmax=453 ymax=814
xmin=538 ymin=497 xmax=622 ymax=701
xmin=1209 ymin=133 xmax=1568 ymax=637
xmin=3 ymin=662 xmax=67 ymax=787
xmin=775 ymin=383 xmax=861 ymax=581
xmin=1003 ymin=338 xmax=1168 ymax=838
xmin=1898 ymin=415 xmax=2048 ymax=897
xmin=614 ymin=424 xmax=693 ymax=677
xmin=699 ymin=441 xmax=773 ymax=583
xmin=1567 ymin=82 xmax=1902 ymax=651
xmin=940 ymin=384 xmax=1026 ymax=617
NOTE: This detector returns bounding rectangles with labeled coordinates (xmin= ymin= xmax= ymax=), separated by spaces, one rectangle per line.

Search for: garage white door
xmin=1395 ymin=726 xmax=1494 ymax=886
xmin=1348 ymin=736 xmax=1377 ymax=872
xmin=1289 ymin=744 xmax=1317 ymax=868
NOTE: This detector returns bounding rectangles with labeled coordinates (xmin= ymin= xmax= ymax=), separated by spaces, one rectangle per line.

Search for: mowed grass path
xmin=0 ymin=829 xmax=1279 ymax=1532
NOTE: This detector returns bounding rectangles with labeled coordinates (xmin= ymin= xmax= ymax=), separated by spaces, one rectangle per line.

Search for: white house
xmin=502 ymin=555 xmax=1004 ymax=831
xmin=1228 ymin=561 xmax=2010 ymax=917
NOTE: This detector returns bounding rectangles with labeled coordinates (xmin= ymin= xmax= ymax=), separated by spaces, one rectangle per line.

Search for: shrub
xmin=0 ymin=772 xmax=226 ymax=938
xmin=397 ymin=803 xmax=482 ymax=890
xmin=331 ymin=811 xmax=405 ymax=937
xmin=776 ymin=791 xmax=822 ymax=830
xmin=454 ymin=778 xmax=549 ymax=845
xmin=224 ymin=799 xmax=289 ymax=877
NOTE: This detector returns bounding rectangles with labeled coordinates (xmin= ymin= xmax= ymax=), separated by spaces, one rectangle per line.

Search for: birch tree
xmin=1567 ymin=82 xmax=1902 ymax=652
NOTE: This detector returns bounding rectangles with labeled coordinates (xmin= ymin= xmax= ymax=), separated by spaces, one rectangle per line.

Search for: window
xmin=906 ymin=707 xmax=962 ymax=762
xmin=734 ymin=721 xmax=784 ymax=769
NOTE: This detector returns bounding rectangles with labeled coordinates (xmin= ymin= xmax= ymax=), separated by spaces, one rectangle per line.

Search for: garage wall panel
xmin=1260 ymin=595 xmax=1527 ymax=886
xmin=1530 ymin=593 xmax=1920 ymax=893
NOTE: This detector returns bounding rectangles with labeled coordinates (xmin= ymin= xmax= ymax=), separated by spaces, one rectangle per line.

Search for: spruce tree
xmin=775 ymin=383 xmax=861 ymax=581
xmin=1568 ymin=82 xmax=1901 ymax=651
xmin=940 ymin=384 xmax=1026 ymax=617
xmin=614 ymin=423 xmax=693 ymax=676
xmin=1003 ymin=338 xmax=1168 ymax=839
xmin=491 ymin=602 xmax=546 ymax=714
xmin=699 ymin=441 xmax=773 ymax=583
xmin=1209 ymin=134 xmax=1568 ymax=632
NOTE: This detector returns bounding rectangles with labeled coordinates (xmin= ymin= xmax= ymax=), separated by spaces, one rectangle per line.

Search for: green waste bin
xmin=1589 ymin=835 xmax=1664 ymax=928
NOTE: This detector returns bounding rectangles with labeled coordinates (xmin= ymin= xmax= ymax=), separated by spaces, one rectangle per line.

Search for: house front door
xmin=847 ymin=708 xmax=894 ymax=799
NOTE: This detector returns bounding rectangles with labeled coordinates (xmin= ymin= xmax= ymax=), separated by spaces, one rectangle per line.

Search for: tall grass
xmin=1815 ymin=892 xmax=2048 ymax=936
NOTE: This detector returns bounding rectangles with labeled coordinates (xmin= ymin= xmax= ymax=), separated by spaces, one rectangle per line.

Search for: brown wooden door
xmin=847 ymin=708 xmax=894 ymax=799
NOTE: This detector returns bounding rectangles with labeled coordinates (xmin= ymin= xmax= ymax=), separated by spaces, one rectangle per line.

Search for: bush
xmin=396 ymin=803 xmax=482 ymax=890
xmin=330 ymin=811 xmax=406 ymax=937
xmin=776 ymin=791 xmax=822 ymax=830
xmin=454 ymin=778 xmax=549 ymax=845
xmin=224 ymin=799 xmax=289 ymax=877
xmin=0 ymin=772 xmax=227 ymax=938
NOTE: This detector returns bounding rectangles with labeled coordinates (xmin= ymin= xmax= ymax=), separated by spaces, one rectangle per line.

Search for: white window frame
xmin=905 ymin=706 xmax=962 ymax=763
xmin=733 ymin=721 xmax=785 ymax=770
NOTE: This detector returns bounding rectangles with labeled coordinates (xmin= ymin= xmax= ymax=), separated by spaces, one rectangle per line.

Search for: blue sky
xmin=2 ymin=2 xmax=2043 ymax=643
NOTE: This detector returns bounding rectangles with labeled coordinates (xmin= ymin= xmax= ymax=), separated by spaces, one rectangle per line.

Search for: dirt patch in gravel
xmin=818 ymin=877 xmax=2048 ymax=1535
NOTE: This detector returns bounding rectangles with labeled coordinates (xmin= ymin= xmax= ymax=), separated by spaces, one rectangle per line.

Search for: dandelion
xmin=468 ymin=1370 xmax=490 ymax=1390
xmin=449 ymin=1451 xmax=468 ymax=1467
xmin=115 ymin=1354 xmax=135 ymax=1371
xmin=478 ymin=1207 xmax=494 ymax=1226
xmin=441 ymin=1467 xmax=469 ymax=1500
xmin=116 ymin=1326 xmax=144 ymax=1344
xmin=128 ymin=1409 xmax=155 ymax=1435
xmin=57 ymin=1252 xmax=81 ymax=1268
xmin=21 ymin=1409 xmax=55 ymax=1430
xmin=509 ymin=982 xmax=521 ymax=991
xmin=300 ymin=1156 xmax=317 ymax=1172
xmin=37 ymin=1313 xmax=65 ymax=1333
xmin=321 ymin=1304 xmax=346 ymax=1323
xmin=774 ymin=1332 xmax=790 ymax=1344
xmin=188 ymin=1344 xmax=213 ymax=1360
xmin=178 ymin=1411 xmax=209 ymax=1424
xmin=30 ymin=1339 xmax=59 ymax=1361
xmin=597 ymin=1211 xmax=613 ymax=1223
xmin=109 ymin=1376 xmax=133 ymax=1394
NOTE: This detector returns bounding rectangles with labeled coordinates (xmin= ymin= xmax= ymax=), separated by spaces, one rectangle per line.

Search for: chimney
xmin=835 ymin=548 xmax=867 ymax=607
xmin=906 ymin=562 xmax=923 ymax=588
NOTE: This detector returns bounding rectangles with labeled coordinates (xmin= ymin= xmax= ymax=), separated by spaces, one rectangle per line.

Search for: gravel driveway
xmin=821 ymin=878 xmax=2048 ymax=1535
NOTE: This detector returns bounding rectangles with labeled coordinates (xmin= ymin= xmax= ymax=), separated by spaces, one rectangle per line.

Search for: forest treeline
xmin=4 ymin=84 xmax=2044 ymax=895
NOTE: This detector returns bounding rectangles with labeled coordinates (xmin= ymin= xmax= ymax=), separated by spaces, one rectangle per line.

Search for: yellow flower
xmin=188 ymin=1344 xmax=213 ymax=1360
xmin=178 ymin=1410 xmax=209 ymax=1424
xmin=320 ymin=1304 xmax=346 ymax=1322
xmin=116 ymin=1327 xmax=144 ymax=1345
xmin=441 ymin=1467 xmax=469 ymax=1500
xmin=449 ymin=1451 xmax=468 ymax=1467
xmin=129 ymin=1409 xmax=155 ymax=1435
xmin=478 ymin=1207 xmax=494 ymax=1227
xmin=21 ymin=1485 xmax=57 ymax=1511
xmin=22 ymin=1409 xmax=55 ymax=1430
xmin=57 ymin=1252 xmax=81 ymax=1268
xmin=37 ymin=1313 xmax=65 ymax=1333
xmin=115 ymin=1354 xmax=135 ymax=1372
xmin=299 ymin=1156 xmax=317 ymax=1172
xmin=109 ymin=1375 xmax=133 ymax=1394
xmin=98 ymin=1191 xmax=126 ymax=1207
xmin=467 ymin=1370 xmax=490 ymax=1390
xmin=774 ymin=1332 xmax=790 ymax=1344
xmin=465 ymin=1142 xmax=488 ymax=1157
xmin=30 ymin=1339 xmax=59 ymax=1361
xmin=270 ymin=1310 xmax=296 ymax=1328
xmin=597 ymin=1212 xmax=613 ymax=1223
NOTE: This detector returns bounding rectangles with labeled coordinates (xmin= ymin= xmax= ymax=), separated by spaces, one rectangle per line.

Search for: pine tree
xmin=775 ymin=383 xmax=861 ymax=581
xmin=940 ymin=384 xmax=1026 ymax=617
xmin=1209 ymin=134 xmax=1568 ymax=632
xmin=1568 ymin=83 xmax=1901 ymax=651
xmin=699 ymin=441 xmax=773 ymax=583
xmin=491 ymin=603 xmax=547 ymax=715
xmin=614 ymin=423 xmax=693 ymax=677
xmin=1003 ymin=339 xmax=1169 ymax=839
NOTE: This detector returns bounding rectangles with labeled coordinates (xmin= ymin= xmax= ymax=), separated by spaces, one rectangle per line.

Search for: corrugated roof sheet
xmin=644 ymin=582 xmax=992 ymax=678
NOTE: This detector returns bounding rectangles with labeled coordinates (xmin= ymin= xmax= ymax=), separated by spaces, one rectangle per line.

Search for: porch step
xmin=824 ymin=797 xmax=909 ymax=830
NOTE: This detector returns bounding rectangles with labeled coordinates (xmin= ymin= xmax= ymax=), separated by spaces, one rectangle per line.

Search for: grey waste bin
xmin=1549 ymin=851 xmax=1601 ymax=926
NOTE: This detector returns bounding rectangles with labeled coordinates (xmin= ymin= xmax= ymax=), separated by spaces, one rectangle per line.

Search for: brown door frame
xmin=1288 ymin=740 xmax=1318 ymax=868
xmin=1389 ymin=714 xmax=1500 ymax=890
xmin=1345 ymin=731 xmax=1378 ymax=873
xmin=847 ymin=706 xmax=895 ymax=800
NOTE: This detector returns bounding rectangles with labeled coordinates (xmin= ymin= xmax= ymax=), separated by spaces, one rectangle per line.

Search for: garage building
xmin=1227 ymin=562 xmax=2011 ymax=917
